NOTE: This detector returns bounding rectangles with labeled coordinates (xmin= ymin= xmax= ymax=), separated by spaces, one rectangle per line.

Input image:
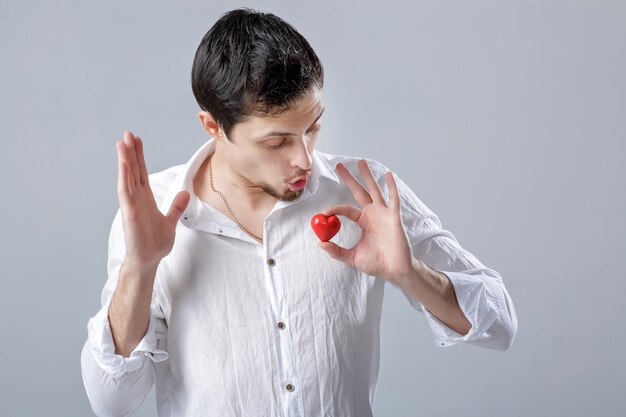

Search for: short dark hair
xmin=191 ymin=8 xmax=324 ymax=140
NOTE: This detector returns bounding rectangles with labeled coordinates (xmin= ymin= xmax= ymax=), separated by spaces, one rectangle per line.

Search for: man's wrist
xmin=392 ymin=256 xmax=429 ymax=290
xmin=121 ymin=256 xmax=161 ymax=278
xmin=393 ymin=257 xmax=452 ymax=311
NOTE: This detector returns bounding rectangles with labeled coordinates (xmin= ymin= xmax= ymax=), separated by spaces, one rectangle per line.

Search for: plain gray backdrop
xmin=1 ymin=0 xmax=624 ymax=416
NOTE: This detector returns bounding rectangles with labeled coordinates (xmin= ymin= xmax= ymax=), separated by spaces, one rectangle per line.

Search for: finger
xmin=358 ymin=159 xmax=386 ymax=206
xmin=336 ymin=162 xmax=373 ymax=207
xmin=385 ymin=171 xmax=400 ymax=212
xmin=123 ymin=131 xmax=141 ymax=188
xmin=134 ymin=135 xmax=149 ymax=186
xmin=322 ymin=204 xmax=361 ymax=223
xmin=166 ymin=191 xmax=191 ymax=225
xmin=116 ymin=141 xmax=135 ymax=197
xmin=117 ymin=152 xmax=129 ymax=205
xmin=319 ymin=240 xmax=354 ymax=265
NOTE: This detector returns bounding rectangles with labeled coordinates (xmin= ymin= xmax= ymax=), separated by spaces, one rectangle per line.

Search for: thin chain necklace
xmin=207 ymin=154 xmax=263 ymax=243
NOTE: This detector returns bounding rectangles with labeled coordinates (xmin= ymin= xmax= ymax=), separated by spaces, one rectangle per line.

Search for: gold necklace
xmin=207 ymin=154 xmax=263 ymax=243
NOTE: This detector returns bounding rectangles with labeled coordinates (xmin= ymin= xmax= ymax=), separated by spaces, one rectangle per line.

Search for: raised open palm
xmin=116 ymin=131 xmax=190 ymax=269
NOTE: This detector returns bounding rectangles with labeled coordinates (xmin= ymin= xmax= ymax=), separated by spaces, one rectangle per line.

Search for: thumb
xmin=166 ymin=191 xmax=191 ymax=224
xmin=319 ymin=241 xmax=353 ymax=265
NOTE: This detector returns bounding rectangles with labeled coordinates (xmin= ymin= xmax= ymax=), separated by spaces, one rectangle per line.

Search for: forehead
xmin=234 ymin=88 xmax=324 ymax=138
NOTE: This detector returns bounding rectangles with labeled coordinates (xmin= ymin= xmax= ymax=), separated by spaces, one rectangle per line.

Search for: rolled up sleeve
xmin=86 ymin=300 xmax=168 ymax=378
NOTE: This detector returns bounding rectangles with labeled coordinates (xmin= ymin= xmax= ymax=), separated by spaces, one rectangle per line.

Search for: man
xmin=81 ymin=8 xmax=517 ymax=417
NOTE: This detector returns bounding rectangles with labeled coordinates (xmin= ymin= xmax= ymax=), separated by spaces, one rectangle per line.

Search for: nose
xmin=291 ymin=138 xmax=313 ymax=171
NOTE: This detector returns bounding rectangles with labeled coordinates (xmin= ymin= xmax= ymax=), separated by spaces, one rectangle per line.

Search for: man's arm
xmin=393 ymin=176 xmax=518 ymax=350
xmin=81 ymin=132 xmax=189 ymax=415
xmin=108 ymin=260 xmax=160 ymax=357
xmin=105 ymin=131 xmax=189 ymax=357
xmin=318 ymin=158 xmax=517 ymax=350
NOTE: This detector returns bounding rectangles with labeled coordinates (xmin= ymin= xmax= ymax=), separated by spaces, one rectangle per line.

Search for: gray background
xmin=1 ymin=0 xmax=624 ymax=416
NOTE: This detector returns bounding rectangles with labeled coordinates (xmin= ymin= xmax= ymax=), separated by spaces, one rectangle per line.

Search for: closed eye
xmin=266 ymin=139 xmax=287 ymax=149
xmin=266 ymin=124 xmax=321 ymax=150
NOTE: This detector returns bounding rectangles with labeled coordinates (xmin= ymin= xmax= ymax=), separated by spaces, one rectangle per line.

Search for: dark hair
xmin=191 ymin=8 xmax=324 ymax=140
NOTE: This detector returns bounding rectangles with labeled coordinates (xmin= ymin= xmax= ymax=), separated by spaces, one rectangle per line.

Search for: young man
xmin=81 ymin=8 xmax=517 ymax=417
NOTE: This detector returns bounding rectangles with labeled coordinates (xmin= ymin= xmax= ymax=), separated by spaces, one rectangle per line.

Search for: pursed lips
xmin=289 ymin=172 xmax=311 ymax=184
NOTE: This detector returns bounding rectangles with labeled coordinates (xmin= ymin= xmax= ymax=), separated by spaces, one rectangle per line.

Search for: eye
xmin=265 ymin=125 xmax=321 ymax=150
xmin=266 ymin=139 xmax=287 ymax=149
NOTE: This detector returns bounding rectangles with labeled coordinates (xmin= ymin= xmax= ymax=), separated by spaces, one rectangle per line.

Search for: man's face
xmin=219 ymin=87 xmax=325 ymax=202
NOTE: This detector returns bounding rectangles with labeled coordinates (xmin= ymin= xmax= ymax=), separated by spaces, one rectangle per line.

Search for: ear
xmin=197 ymin=111 xmax=223 ymax=139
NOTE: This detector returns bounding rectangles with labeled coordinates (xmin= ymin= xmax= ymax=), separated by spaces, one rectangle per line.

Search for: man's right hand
xmin=116 ymin=131 xmax=190 ymax=271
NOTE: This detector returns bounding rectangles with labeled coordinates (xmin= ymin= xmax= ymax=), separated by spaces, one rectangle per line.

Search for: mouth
xmin=287 ymin=175 xmax=309 ymax=191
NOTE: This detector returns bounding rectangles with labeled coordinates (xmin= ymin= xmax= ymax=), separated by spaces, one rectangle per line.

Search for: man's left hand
xmin=319 ymin=159 xmax=417 ymax=285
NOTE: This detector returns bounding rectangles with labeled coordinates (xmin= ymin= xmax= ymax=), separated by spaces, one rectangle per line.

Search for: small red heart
xmin=311 ymin=213 xmax=341 ymax=242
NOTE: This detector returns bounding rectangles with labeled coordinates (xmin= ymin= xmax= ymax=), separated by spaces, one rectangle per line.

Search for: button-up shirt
xmin=81 ymin=138 xmax=518 ymax=417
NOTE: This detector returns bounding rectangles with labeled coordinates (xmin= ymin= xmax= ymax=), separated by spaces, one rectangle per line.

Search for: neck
xmin=202 ymin=147 xmax=278 ymax=214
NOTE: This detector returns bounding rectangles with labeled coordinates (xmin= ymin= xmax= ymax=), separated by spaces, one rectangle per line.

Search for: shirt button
xmin=267 ymin=258 xmax=276 ymax=266
xmin=285 ymin=383 xmax=294 ymax=392
xmin=277 ymin=322 xmax=285 ymax=330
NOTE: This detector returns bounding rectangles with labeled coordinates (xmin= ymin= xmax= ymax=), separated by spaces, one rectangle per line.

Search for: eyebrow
xmin=254 ymin=106 xmax=325 ymax=141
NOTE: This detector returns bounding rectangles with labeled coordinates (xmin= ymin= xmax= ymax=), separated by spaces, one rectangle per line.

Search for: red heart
xmin=311 ymin=213 xmax=341 ymax=242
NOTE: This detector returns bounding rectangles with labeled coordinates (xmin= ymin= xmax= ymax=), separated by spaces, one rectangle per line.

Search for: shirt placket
xmin=261 ymin=218 xmax=303 ymax=417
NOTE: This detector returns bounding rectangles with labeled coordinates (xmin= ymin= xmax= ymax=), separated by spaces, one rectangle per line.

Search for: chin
xmin=261 ymin=183 xmax=304 ymax=202
xmin=281 ymin=189 xmax=304 ymax=202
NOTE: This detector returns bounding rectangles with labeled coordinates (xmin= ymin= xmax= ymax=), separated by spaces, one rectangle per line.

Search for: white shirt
xmin=81 ymin=138 xmax=518 ymax=417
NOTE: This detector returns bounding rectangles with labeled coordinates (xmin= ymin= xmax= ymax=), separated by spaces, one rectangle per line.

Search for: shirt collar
xmin=158 ymin=138 xmax=341 ymax=221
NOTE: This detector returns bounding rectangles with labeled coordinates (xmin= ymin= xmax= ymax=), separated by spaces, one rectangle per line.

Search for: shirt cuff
xmin=406 ymin=271 xmax=499 ymax=347
xmin=87 ymin=303 xmax=168 ymax=378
